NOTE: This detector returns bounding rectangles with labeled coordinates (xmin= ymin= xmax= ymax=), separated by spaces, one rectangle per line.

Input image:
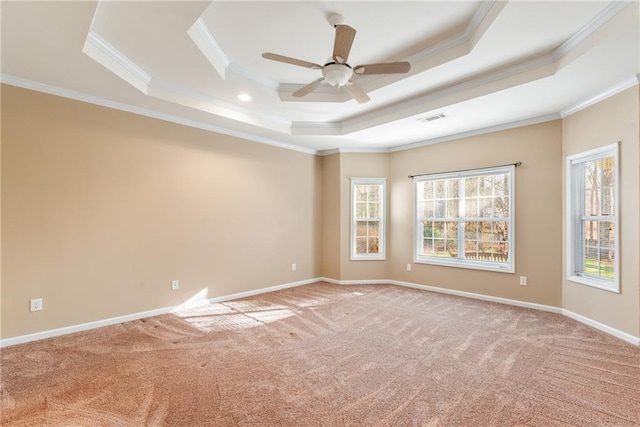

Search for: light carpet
xmin=2 ymin=282 xmax=639 ymax=426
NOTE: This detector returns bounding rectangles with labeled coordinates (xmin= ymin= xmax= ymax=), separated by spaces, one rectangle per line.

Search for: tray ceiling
xmin=1 ymin=1 xmax=638 ymax=154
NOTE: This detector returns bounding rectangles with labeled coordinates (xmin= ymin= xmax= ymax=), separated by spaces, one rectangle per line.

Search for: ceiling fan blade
xmin=345 ymin=81 xmax=370 ymax=104
xmin=262 ymin=53 xmax=322 ymax=70
xmin=354 ymin=62 xmax=411 ymax=75
xmin=292 ymin=78 xmax=324 ymax=97
xmin=333 ymin=25 xmax=356 ymax=63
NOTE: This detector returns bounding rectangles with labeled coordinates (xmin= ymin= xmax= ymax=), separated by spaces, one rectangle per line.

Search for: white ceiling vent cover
xmin=417 ymin=113 xmax=447 ymax=123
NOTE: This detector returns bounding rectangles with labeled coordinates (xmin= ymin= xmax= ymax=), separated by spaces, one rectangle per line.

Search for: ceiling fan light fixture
xmin=322 ymin=63 xmax=353 ymax=88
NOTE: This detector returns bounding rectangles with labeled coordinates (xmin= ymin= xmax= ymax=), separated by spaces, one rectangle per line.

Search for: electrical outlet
xmin=171 ymin=280 xmax=179 ymax=290
xmin=519 ymin=276 xmax=527 ymax=286
xmin=30 ymin=298 xmax=43 ymax=312
xmin=291 ymin=263 xmax=297 ymax=271
xmin=407 ymin=263 xmax=412 ymax=272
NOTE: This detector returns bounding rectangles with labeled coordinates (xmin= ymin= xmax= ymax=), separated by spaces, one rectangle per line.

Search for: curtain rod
xmin=408 ymin=162 xmax=521 ymax=179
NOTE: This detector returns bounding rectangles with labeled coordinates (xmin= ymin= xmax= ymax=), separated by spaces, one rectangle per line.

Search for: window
xmin=414 ymin=165 xmax=515 ymax=272
xmin=566 ymin=143 xmax=619 ymax=292
xmin=351 ymin=178 xmax=386 ymax=260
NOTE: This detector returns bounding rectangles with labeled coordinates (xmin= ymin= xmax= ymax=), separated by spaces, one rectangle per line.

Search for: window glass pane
xmin=423 ymin=221 xmax=434 ymax=238
xmin=465 ymin=197 xmax=478 ymax=217
xmin=494 ymin=196 xmax=509 ymax=217
xmin=479 ymin=197 xmax=492 ymax=217
xmin=356 ymin=202 xmax=367 ymax=219
xmin=368 ymin=202 xmax=379 ymax=219
xmin=479 ymin=221 xmax=493 ymax=241
xmin=422 ymin=181 xmax=433 ymax=201
xmin=480 ymin=176 xmax=493 ymax=196
xmin=367 ymin=221 xmax=379 ymax=236
xmin=445 ymin=221 xmax=458 ymax=239
xmin=434 ymin=200 xmax=446 ymax=218
xmin=355 ymin=221 xmax=368 ymax=237
xmin=446 ymin=199 xmax=459 ymax=218
xmin=464 ymin=240 xmax=478 ymax=259
xmin=495 ymin=221 xmax=509 ymax=243
xmin=464 ymin=222 xmax=478 ymax=240
xmin=447 ymin=180 xmax=459 ymax=198
xmin=422 ymin=238 xmax=434 ymax=256
xmin=435 ymin=180 xmax=446 ymax=198
xmin=356 ymin=238 xmax=367 ymax=254
xmin=584 ymin=159 xmax=602 ymax=216
xmin=599 ymin=221 xmax=613 ymax=248
xmin=599 ymin=249 xmax=614 ymax=278
xmin=355 ymin=186 xmax=367 ymax=202
xmin=584 ymin=246 xmax=598 ymax=276
xmin=367 ymin=186 xmax=379 ymax=201
xmin=465 ymin=177 xmax=478 ymax=197
xmin=421 ymin=201 xmax=433 ymax=218
xmin=494 ymin=174 xmax=508 ymax=196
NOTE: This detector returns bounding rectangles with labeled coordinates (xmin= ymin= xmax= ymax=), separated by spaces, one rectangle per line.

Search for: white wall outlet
xmin=30 ymin=298 xmax=43 ymax=312
xmin=291 ymin=263 xmax=297 ymax=271
xmin=171 ymin=280 xmax=179 ymax=290
xmin=407 ymin=263 xmax=412 ymax=272
xmin=519 ymin=276 xmax=528 ymax=286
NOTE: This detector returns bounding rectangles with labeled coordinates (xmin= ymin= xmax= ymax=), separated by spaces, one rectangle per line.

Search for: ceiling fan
xmin=262 ymin=14 xmax=411 ymax=104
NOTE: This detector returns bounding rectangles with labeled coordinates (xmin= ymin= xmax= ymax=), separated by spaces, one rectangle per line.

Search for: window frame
xmin=566 ymin=142 xmax=620 ymax=293
xmin=350 ymin=178 xmax=386 ymax=261
xmin=413 ymin=165 xmax=515 ymax=273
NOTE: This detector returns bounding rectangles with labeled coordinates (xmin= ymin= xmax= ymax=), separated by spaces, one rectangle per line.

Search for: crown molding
xmin=0 ymin=74 xmax=317 ymax=156
xmin=82 ymin=31 xmax=151 ymax=94
xmin=560 ymin=74 xmax=640 ymax=118
xmin=187 ymin=17 xmax=229 ymax=79
xmin=555 ymin=0 xmax=633 ymax=59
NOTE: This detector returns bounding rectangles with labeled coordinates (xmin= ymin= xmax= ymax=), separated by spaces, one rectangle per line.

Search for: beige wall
xmin=3 ymin=82 xmax=639 ymax=342
xmin=562 ymin=86 xmax=640 ymax=338
xmin=320 ymin=154 xmax=341 ymax=279
xmin=389 ymin=121 xmax=564 ymax=307
xmin=1 ymin=85 xmax=321 ymax=339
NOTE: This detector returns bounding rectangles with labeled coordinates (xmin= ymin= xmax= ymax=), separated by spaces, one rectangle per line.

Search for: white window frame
xmin=350 ymin=178 xmax=386 ymax=261
xmin=413 ymin=165 xmax=515 ymax=273
xmin=566 ymin=142 xmax=619 ymax=293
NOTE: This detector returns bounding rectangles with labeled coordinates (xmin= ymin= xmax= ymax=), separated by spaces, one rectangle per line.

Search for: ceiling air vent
xmin=417 ymin=113 xmax=447 ymax=123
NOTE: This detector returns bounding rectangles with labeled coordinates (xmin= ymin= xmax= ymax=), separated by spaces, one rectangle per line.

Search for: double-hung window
xmin=414 ymin=165 xmax=515 ymax=272
xmin=566 ymin=143 xmax=619 ymax=292
xmin=351 ymin=178 xmax=386 ymax=260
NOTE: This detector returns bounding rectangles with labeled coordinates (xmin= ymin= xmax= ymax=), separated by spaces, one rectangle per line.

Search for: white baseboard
xmin=323 ymin=277 xmax=639 ymax=346
xmin=3 ymin=277 xmax=638 ymax=347
xmin=562 ymin=309 xmax=640 ymax=346
xmin=0 ymin=278 xmax=320 ymax=348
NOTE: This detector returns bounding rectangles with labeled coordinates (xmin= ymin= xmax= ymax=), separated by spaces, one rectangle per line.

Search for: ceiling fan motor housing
xmin=322 ymin=63 xmax=353 ymax=88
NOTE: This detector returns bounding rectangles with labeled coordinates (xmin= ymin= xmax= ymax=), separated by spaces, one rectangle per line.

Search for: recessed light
xmin=237 ymin=93 xmax=252 ymax=102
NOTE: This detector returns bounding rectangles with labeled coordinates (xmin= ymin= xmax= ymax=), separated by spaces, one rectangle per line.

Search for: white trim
xmin=0 ymin=278 xmax=320 ymax=348
xmin=554 ymin=0 xmax=632 ymax=59
xmin=562 ymin=309 xmax=640 ymax=346
xmin=82 ymin=31 xmax=151 ymax=94
xmin=187 ymin=18 xmax=229 ymax=80
xmin=560 ymin=75 xmax=640 ymax=117
xmin=412 ymin=165 xmax=515 ymax=273
xmin=0 ymin=74 xmax=317 ymax=156
xmin=350 ymin=178 xmax=387 ymax=261
xmin=565 ymin=142 xmax=619 ymax=293
xmin=322 ymin=277 xmax=638 ymax=345
xmin=321 ymin=277 xmax=561 ymax=313
xmin=3 ymin=278 xmax=637 ymax=347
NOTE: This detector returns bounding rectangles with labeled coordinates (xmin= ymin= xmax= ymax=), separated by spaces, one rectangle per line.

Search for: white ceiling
xmin=2 ymin=1 xmax=639 ymax=154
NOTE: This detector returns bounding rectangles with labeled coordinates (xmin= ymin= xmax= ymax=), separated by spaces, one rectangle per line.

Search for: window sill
xmin=567 ymin=275 xmax=619 ymax=293
xmin=414 ymin=258 xmax=514 ymax=273
xmin=351 ymin=255 xmax=386 ymax=261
